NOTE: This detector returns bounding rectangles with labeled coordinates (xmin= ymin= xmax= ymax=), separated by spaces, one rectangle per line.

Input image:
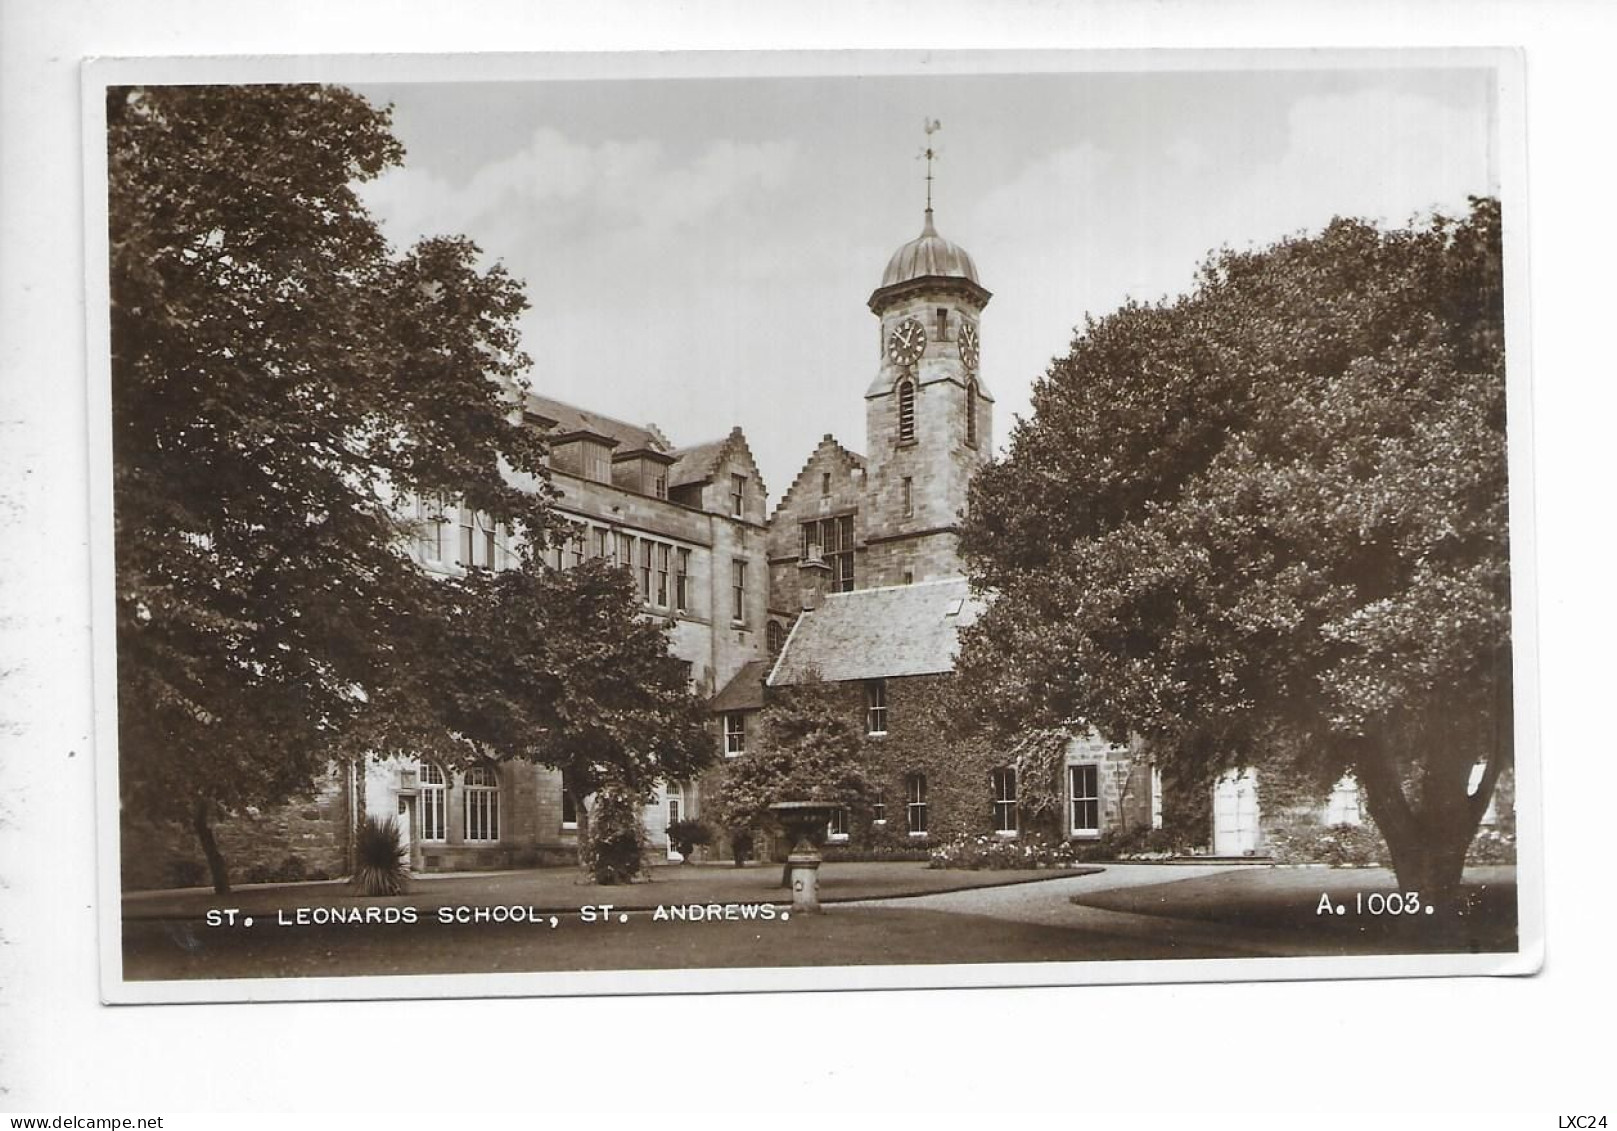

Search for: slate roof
xmin=709 ymin=659 xmax=770 ymax=714
xmin=524 ymin=392 xmax=668 ymax=454
xmin=768 ymin=577 xmax=983 ymax=686
xmin=666 ymin=426 xmax=767 ymax=497
xmin=667 ymin=436 xmax=730 ymax=488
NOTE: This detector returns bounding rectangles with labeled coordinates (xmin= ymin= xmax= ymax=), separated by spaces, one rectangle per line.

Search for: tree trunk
xmin=192 ymin=801 xmax=230 ymax=894
xmin=1353 ymin=735 xmax=1495 ymax=909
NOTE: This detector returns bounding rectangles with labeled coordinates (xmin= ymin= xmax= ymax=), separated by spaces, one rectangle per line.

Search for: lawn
xmin=1067 ymin=865 xmax=1517 ymax=954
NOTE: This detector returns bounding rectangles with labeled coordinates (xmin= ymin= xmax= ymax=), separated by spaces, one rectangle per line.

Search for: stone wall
xmin=121 ymin=766 xmax=353 ymax=891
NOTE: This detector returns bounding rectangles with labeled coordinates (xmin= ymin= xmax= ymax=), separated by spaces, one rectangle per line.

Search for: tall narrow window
xmin=459 ymin=506 xmax=477 ymax=567
xmin=417 ymin=497 xmax=445 ymax=562
xmin=897 ymin=379 xmax=916 ymax=441
xmin=866 ymin=680 xmax=888 ymax=735
xmin=594 ymin=527 xmax=609 ymax=559
xmin=568 ymin=524 xmax=585 ymax=569
xmin=936 ymin=307 xmax=948 ymax=340
xmin=731 ymin=559 xmax=747 ymax=623
xmin=821 ymin=471 xmax=831 ymax=497
xmin=479 ymin=512 xmax=500 ymax=569
xmin=902 ymin=477 xmax=913 ymax=517
xmin=906 ymin=773 xmax=928 ymax=836
xmin=561 ymin=790 xmax=578 ymax=831
xmin=617 ymin=532 xmax=635 ymax=569
xmin=767 ymin=620 xmax=785 ymax=656
xmin=1070 ymin=764 xmax=1101 ymax=836
xmin=966 ymin=380 xmax=978 ymax=448
xmin=872 ymin=791 xmax=887 ymax=824
xmin=675 ymin=548 xmax=691 ymax=613
xmin=419 ymin=762 xmax=447 ymax=842
xmin=654 ymin=472 xmax=668 ymax=499
xmin=463 ymin=765 xmax=500 ymax=842
xmin=656 ymin=543 xmax=670 ymax=607
xmin=731 ymin=474 xmax=746 ymax=518
xmin=724 ymin=713 xmax=746 ymax=757
xmin=992 ymin=767 xmax=1019 ymax=835
xmin=641 ymin=541 xmax=654 ymax=602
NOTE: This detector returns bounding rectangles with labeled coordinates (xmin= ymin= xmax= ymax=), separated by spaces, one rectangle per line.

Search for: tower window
xmin=902 ymin=476 xmax=913 ymax=517
xmin=897 ymin=379 xmax=916 ymax=442
xmin=936 ymin=307 xmax=948 ymax=340
xmin=966 ymin=380 xmax=978 ymax=448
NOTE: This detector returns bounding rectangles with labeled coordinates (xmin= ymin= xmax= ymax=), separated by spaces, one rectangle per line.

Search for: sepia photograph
xmin=85 ymin=49 xmax=1536 ymax=1003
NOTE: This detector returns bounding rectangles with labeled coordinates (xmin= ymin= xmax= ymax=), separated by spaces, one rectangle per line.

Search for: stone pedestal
xmin=770 ymin=801 xmax=834 ymax=915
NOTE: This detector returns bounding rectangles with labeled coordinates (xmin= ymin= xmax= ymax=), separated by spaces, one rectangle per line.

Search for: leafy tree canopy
xmin=433 ymin=559 xmax=715 ymax=806
xmin=109 ymin=85 xmax=557 ymax=883
xmin=707 ymin=679 xmax=876 ymax=839
xmin=958 ymin=198 xmax=1509 ymax=900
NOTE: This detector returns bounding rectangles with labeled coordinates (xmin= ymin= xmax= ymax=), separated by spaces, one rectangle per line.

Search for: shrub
xmin=580 ymin=785 xmax=648 ymax=884
xmin=1466 ymin=823 xmax=1516 ymax=864
xmin=1266 ymin=821 xmax=1386 ymax=867
xmin=666 ymin=818 xmax=712 ymax=863
xmin=928 ymin=831 xmax=1080 ymax=870
xmin=352 ymin=815 xmax=409 ymax=896
xmin=729 ymin=830 xmax=755 ymax=866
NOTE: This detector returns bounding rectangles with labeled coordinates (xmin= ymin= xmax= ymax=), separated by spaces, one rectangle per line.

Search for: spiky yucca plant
xmin=352 ymin=815 xmax=409 ymax=896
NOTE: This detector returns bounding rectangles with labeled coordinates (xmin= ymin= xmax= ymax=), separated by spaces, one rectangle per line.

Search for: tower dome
xmin=878 ymin=207 xmax=980 ymax=289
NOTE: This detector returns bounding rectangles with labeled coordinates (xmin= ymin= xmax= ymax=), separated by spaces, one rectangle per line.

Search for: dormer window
xmin=897 ymin=379 xmax=916 ymax=442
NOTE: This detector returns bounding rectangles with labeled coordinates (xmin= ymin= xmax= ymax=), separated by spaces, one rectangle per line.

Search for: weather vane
xmin=919 ymin=118 xmax=942 ymax=210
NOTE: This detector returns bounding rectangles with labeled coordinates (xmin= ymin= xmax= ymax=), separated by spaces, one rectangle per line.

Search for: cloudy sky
xmin=354 ymin=57 xmax=1499 ymax=504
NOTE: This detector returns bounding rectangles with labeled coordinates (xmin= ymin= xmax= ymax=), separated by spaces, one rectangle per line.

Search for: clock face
xmin=959 ymin=322 xmax=980 ymax=372
xmin=887 ymin=318 xmax=927 ymax=367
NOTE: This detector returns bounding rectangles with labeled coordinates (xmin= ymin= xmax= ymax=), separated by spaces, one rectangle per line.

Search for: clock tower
xmin=861 ymin=203 xmax=993 ymax=587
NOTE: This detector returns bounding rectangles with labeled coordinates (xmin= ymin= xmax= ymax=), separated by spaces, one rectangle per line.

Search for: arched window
xmin=463 ymin=764 xmax=500 ymax=842
xmin=965 ymin=380 xmax=978 ymax=448
xmin=419 ymin=762 xmax=447 ymax=842
xmin=897 ymin=379 xmax=916 ymax=442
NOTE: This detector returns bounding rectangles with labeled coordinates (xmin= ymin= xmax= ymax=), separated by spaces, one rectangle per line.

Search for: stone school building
xmin=123 ymin=202 xmax=1191 ymax=890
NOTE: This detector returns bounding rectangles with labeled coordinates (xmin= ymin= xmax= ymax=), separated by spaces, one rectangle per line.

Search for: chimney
xmin=799 ymin=548 xmax=832 ymax=611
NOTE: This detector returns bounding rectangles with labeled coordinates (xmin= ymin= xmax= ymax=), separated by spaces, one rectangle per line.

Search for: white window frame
xmin=906 ymin=773 xmax=928 ymax=837
xmin=1070 ymin=763 xmax=1101 ymax=838
xmin=418 ymin=762 xmax=447 ymax=843
xmin=724 ymin=712 xmax=746 ymax=757
xmin=866 ymin=679 xmax=888 ymax=736
xmin=462 ymin=764 xmax=500 ymax=843
xmin=992 ymin=767 xmax=1019 ymax=836
xmin=828 ymin=806 xmax=851 ymax=842
xmin=872 ymin=791 xmax=886 ymax=825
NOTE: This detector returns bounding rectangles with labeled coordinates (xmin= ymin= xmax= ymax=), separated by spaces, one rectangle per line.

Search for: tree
xmin=431 ymin=558 xmax=715 ymax=863
xmin=109 ymin=85 xmax=555 ymax=891
xmin=958 ymin=198 xmax=1509 ymax=904
xmin=707 ymin=679 xmax=876 ymax=870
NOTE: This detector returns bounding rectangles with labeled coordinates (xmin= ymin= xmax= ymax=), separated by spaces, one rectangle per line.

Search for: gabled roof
xmin=709 ymin=659 xmax=769 ymax=714
xmin=768 ymin=434 xmax=866 ymax=522
xmin=667 ymin=426 xmax=767 ymax=497
xmin=768 ymin=577 xmax=983 ymax=686
xmin=524 ymin=392 xmax=668 ymax=454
